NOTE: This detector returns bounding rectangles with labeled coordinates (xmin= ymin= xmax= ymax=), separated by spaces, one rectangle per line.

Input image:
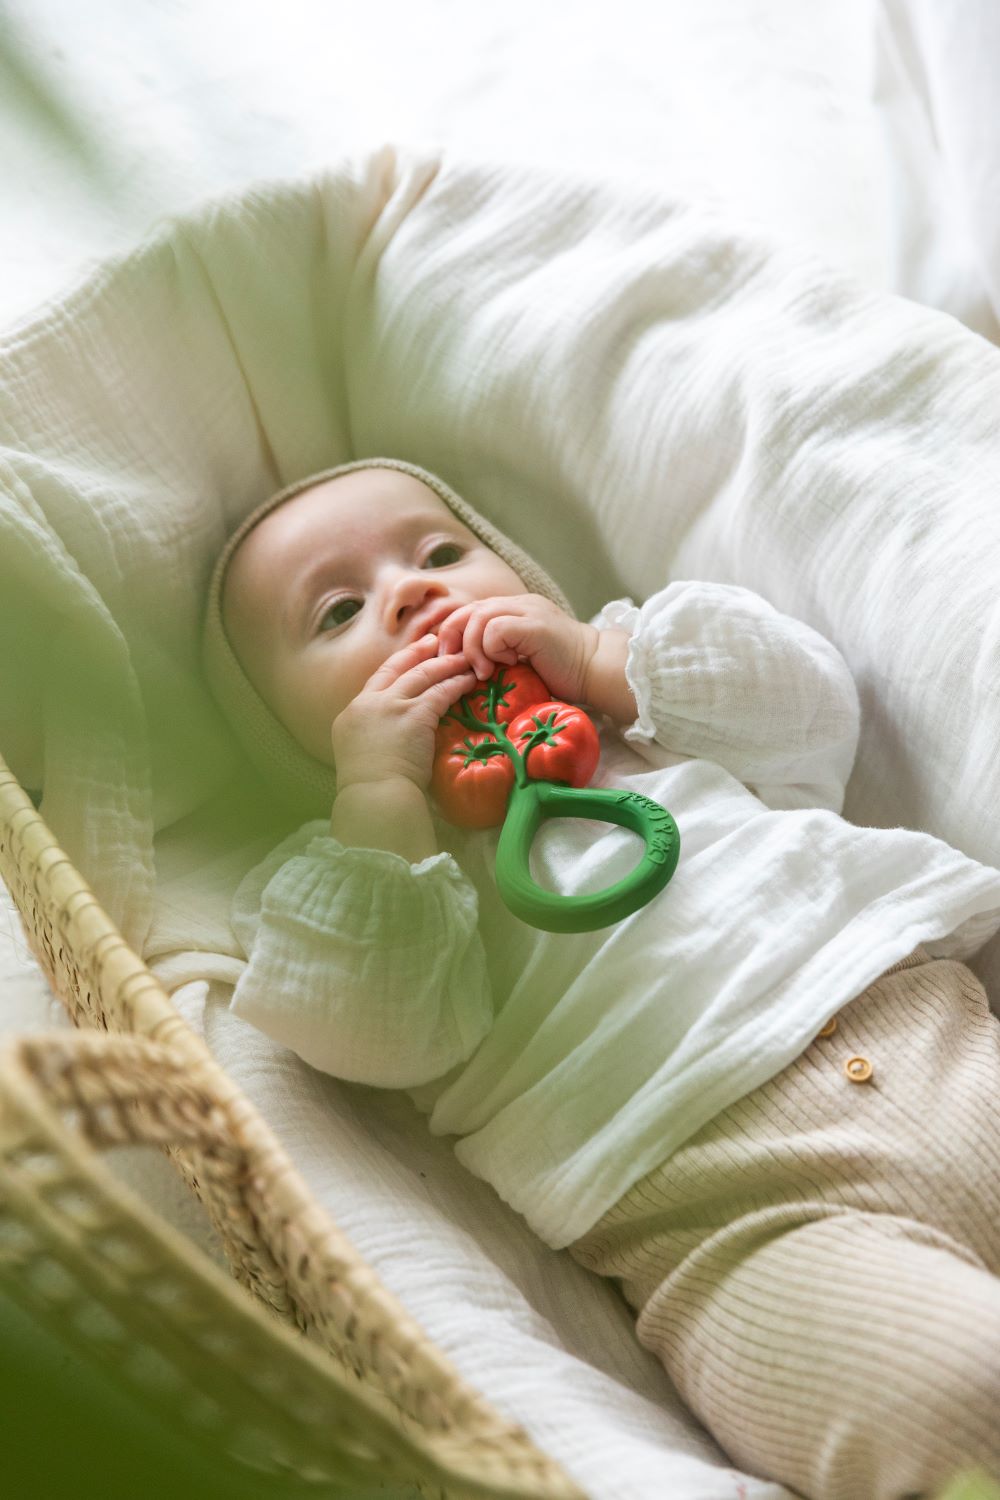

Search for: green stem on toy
xmin=442 ymin=676 xmax=533 ymax=784
xmin=442 ymin=669 xmax=680 ymax=932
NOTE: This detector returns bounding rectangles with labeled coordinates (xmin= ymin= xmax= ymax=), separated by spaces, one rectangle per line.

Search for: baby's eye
xmin=424 ymin=542 xmax=464 ymax=567
xmin=318 ymin=598 xmax=361 ymax=632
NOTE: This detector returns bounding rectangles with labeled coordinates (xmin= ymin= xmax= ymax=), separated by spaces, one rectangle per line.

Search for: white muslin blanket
xmin=5 ymin=143 xmax=1000 ymax=1497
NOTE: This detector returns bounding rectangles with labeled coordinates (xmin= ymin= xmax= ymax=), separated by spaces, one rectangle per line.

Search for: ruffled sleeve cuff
xmin=591 ymin=583 xmax=860 ymax=812
xmin=590 ymin=597 xmax=657 ymax=747
xmin=229 ymin=826 xmax=494 ymax=1088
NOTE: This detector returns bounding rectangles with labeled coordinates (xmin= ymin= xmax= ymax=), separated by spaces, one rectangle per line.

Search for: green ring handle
xmin=495 ymin=779 xmax=681 ymax=933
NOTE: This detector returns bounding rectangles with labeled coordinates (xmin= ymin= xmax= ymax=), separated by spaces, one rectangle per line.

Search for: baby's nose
xmin=390 ymin=578 xmax=443 ymax=631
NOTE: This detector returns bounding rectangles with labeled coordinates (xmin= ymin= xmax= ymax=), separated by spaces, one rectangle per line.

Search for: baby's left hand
xmin=435 ymin=594 xmax=600 ymax=706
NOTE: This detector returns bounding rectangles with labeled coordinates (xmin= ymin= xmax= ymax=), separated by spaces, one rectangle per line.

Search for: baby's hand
xmin=435 ymin=594 xmax=600 ymax=706
xmin=331 ymin=636 xmax=478 ymax=794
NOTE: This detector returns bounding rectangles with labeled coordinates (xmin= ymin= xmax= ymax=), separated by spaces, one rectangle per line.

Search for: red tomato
xmin=430 ymin=727 xmax=515 ymax=829
xmin=458 ymin=661 xmax=552 ymax=728
xmin=507 ymin=701 xmax=600 ymax=788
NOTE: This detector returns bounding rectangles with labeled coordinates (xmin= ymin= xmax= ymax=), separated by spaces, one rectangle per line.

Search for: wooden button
xmin=844 ymin=1055 xmax=873 ymax=1083
xmin=815 ymin=1017 xmax=838 ymax=1039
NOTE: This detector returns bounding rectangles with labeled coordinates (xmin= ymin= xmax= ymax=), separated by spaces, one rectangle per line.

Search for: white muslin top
xmin=228 ymin=581 xmax=1000 ymax=1249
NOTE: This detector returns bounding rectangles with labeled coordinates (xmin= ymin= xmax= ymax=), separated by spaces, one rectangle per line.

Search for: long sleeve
xmin=228 ymin=820 xmax=494 ymax=1088
xmin=590 ymin=581 xmax=861 ymax=813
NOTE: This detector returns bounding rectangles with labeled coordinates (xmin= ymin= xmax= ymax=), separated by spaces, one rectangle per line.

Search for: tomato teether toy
xmin=431 ymin=663 xmax=680 ymax=933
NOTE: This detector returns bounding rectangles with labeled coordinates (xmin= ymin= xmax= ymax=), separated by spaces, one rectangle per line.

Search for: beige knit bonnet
xmin=200 ymin=457 xmax=576 ymax=823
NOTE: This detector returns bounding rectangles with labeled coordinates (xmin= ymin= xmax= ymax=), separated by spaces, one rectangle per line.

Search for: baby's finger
xmin=372 ymin=634 xmax=439 ymax=682
xmin=438 ymin=667 xmax=479 ymax=703
xmin=441 ymin=606 xmax=487 ymax=680
xmin=398 ymin=649 xmax=476 ymax=697
xmin=458 ymin=614 xmax=484 ymax=678
xmin=482 ymin=616 xmax=521 ymax=667
xmin=426 ymin=664 xmax=479 ymax=713
xmin=435 ymin=604 xmax=476 ymax=658
xmin=468 ymin=610 xmax=514 ymax=680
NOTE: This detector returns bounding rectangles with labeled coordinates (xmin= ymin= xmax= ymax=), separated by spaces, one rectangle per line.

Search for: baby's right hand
xmin=330 ymin=635 xmax=478 ymax=795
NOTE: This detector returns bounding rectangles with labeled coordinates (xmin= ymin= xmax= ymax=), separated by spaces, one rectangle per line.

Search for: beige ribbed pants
xmin=566 ymin=946 xmax=1000 ymax=1500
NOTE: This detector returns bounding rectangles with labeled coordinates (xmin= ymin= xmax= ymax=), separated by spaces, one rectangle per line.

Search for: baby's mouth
xmin=411 ymin=604 xmax=457 ymax=642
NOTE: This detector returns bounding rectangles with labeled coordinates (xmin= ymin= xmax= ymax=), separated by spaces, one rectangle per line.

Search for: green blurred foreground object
xmin=0 ymin=1285 xmax=311 ymax=1500
xmin=0 ymin=1282 xmax=422 ymax=1498
xmin=936 ymin=1470 xmax=1000 ymax=1500
xmin=432 ymin=664 xmax=680 ymax=932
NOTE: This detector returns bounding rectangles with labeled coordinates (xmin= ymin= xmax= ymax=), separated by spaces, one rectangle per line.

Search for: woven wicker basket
xmin=0 ymin=748 xmax=587 ymax=1499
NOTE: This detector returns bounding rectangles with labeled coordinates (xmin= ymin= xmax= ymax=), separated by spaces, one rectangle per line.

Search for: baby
xmin=215 ymin=458 xmax=631 ymax=865
xmin=202 ymin=456 xmax=1000 ymax=1500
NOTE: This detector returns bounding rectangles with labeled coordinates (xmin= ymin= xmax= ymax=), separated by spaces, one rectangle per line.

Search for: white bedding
xmin=1 ymin=0 xmax=886 ymax=327
xmin=874 ymin=0 xmax=1000 ymax=339
xmin=4 ymin=6 xmax=999 ymax=1497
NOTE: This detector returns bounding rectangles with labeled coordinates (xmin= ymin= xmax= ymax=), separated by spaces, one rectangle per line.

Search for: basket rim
xmin=0 ymin=751 xmax=586 ymax=1500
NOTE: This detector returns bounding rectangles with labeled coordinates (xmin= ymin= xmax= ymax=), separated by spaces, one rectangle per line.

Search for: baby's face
xmin=221 ymin=468 xmax=527 ymax=765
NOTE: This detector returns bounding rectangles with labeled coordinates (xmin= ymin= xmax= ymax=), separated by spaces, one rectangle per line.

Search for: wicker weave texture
xmin=0 ymin=754 xmax=586 ymax=1500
